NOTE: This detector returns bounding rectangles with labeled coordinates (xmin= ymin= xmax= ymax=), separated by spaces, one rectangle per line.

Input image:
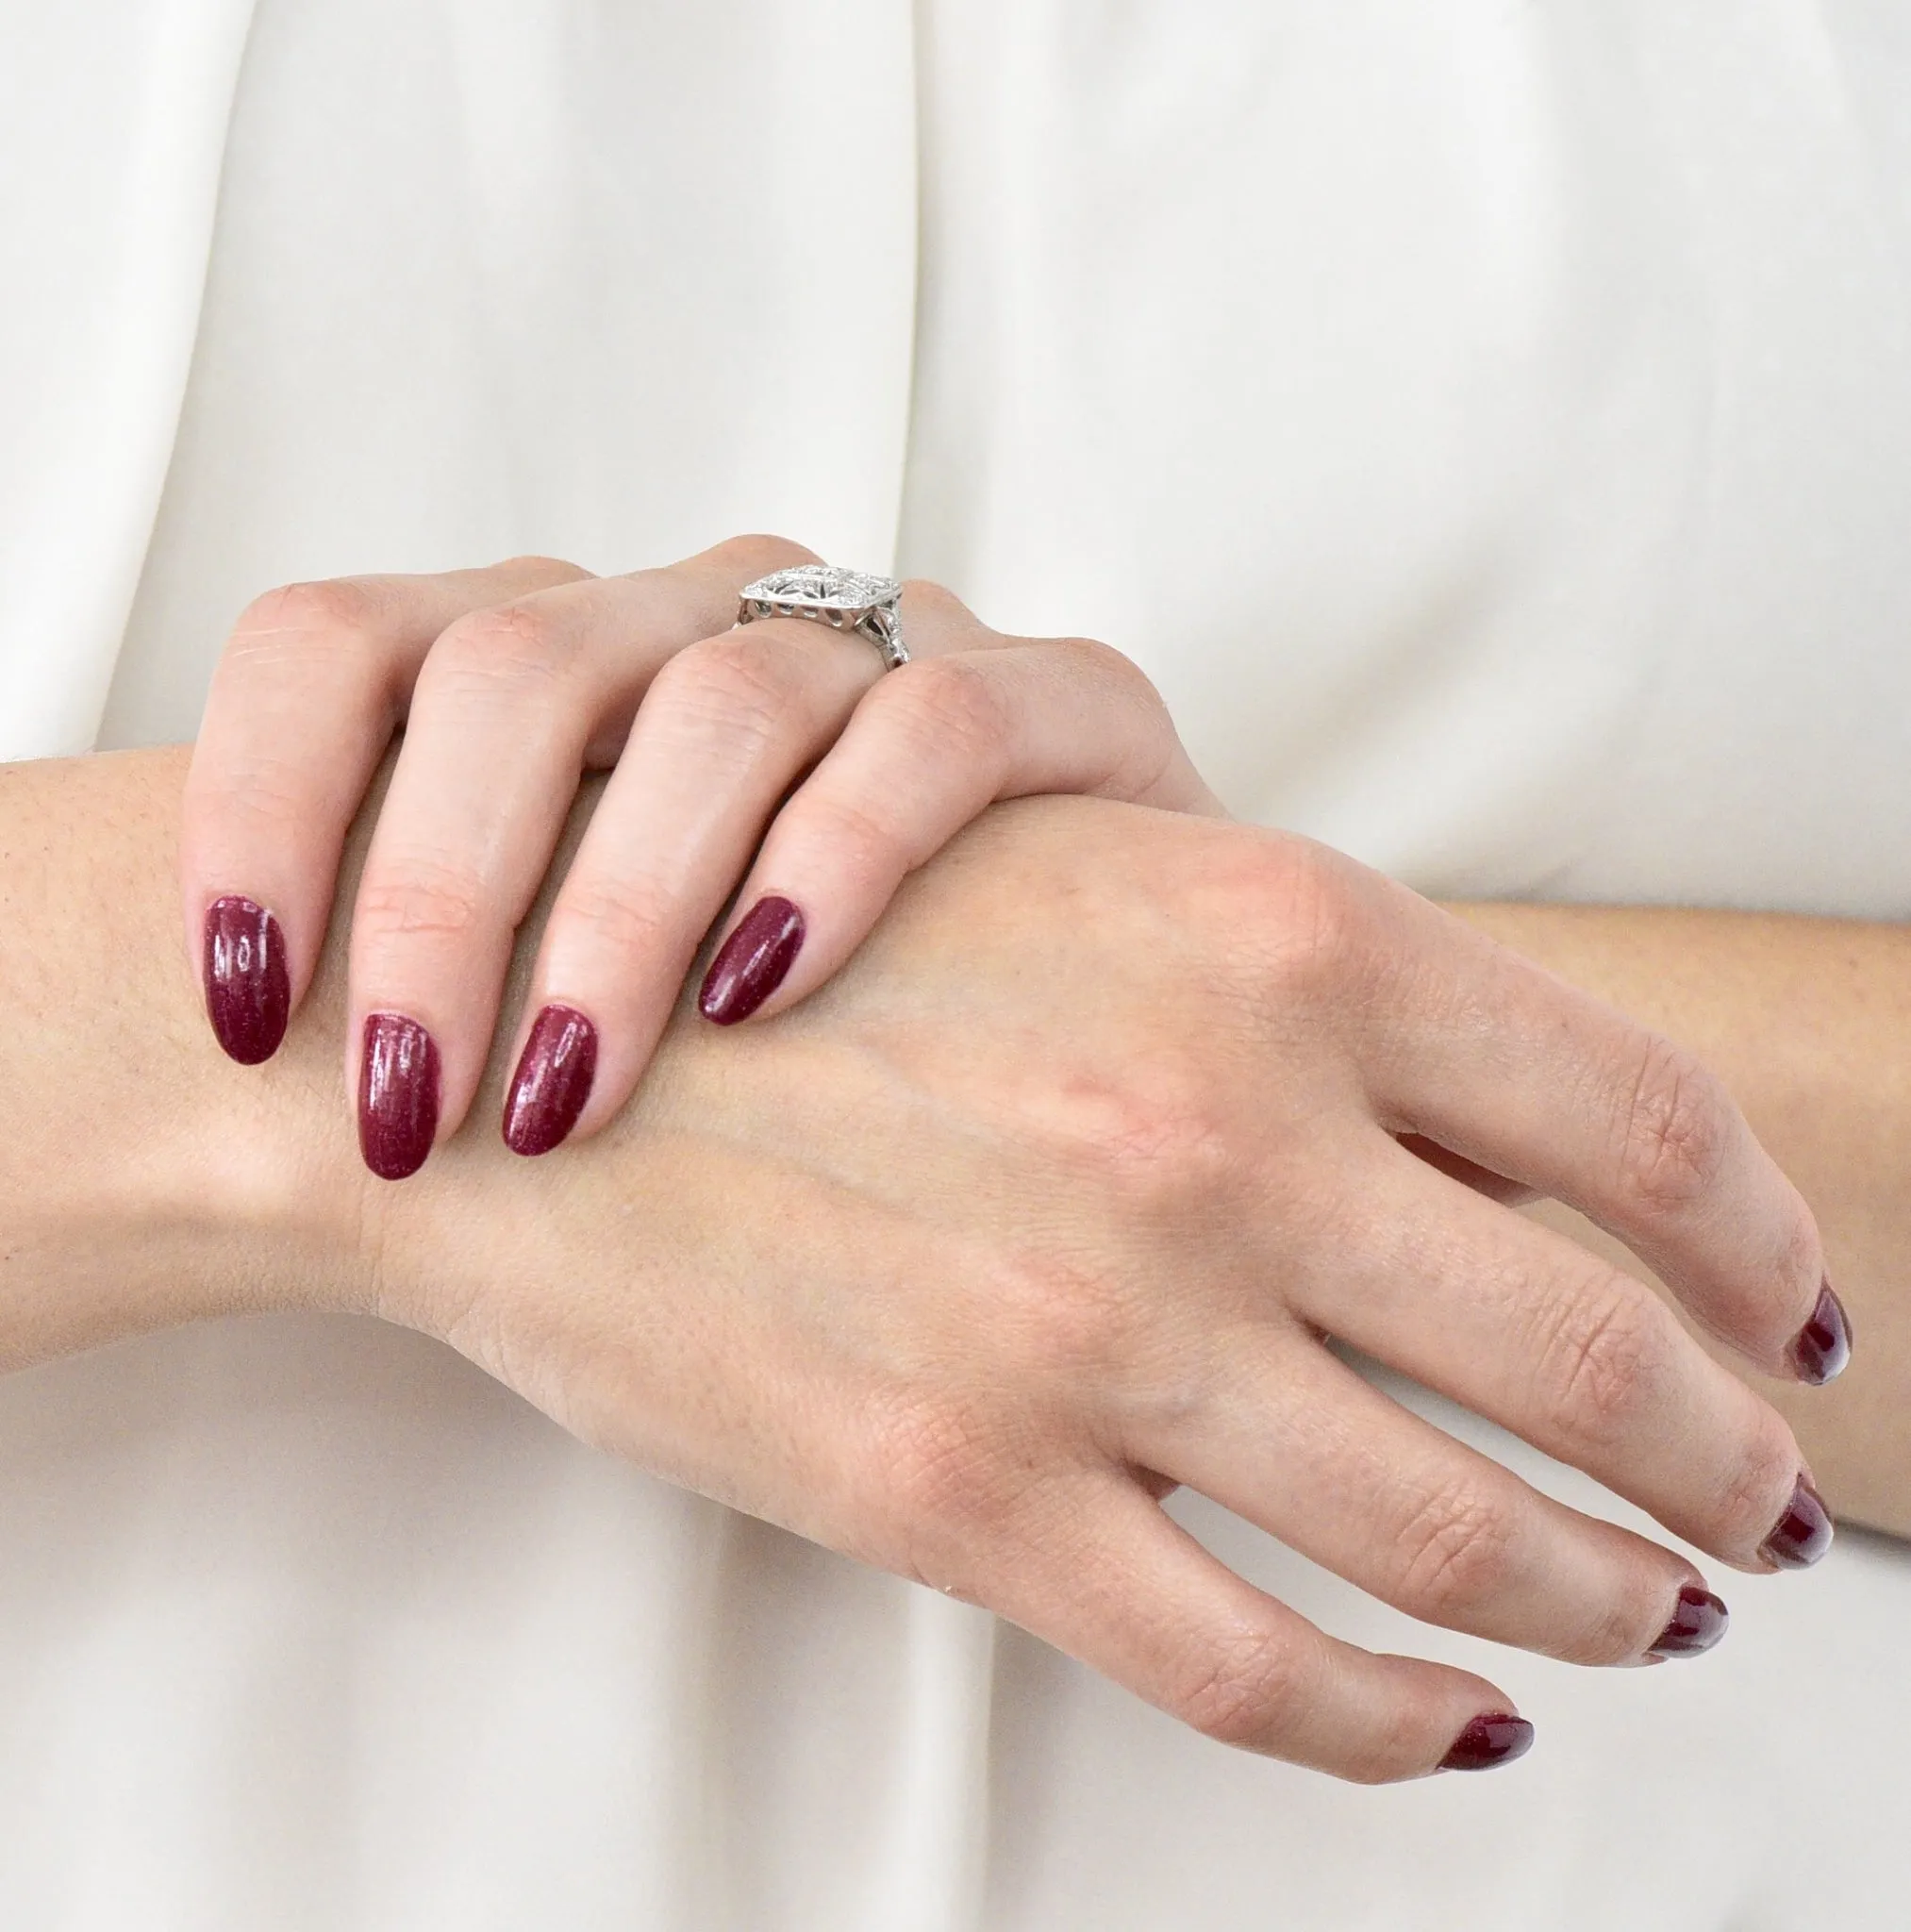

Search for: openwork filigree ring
xmin=736 ymin=564 xmax=909 ymax=671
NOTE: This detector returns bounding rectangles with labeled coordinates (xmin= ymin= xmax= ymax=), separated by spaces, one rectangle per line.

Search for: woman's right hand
xmin=363 ymin=788 xmax=1849 ymax=1783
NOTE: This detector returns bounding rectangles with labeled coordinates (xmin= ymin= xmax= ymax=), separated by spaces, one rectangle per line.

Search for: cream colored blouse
xmin=3 ymin=3 xmax=1908 ymax=1924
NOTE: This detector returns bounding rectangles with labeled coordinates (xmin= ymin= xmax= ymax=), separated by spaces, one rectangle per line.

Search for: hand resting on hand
xmin=0 ymin=751 xmax=1841 ymax=1782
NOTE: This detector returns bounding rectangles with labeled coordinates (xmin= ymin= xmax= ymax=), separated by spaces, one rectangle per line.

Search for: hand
xmin=180 ymin=538 xmax=1221 ymax=1177
xmin=369 ymin=791 xmax=1845 ymax=1783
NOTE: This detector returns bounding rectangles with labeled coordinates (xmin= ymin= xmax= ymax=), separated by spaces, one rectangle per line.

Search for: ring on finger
xmin=737 ymin=564 xmax=909 ymax=671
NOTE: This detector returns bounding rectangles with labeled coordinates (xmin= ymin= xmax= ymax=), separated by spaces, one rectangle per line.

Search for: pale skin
xmin=1455 ymin=903 xmax=1911 ymax=1539
xmin=180 ymin=540 xmax=1225 ymax=1170
xmin=0 ymin=744 xmax=1887 ymax=1783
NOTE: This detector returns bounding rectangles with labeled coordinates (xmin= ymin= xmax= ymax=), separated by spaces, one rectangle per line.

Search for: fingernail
xmin=1760 ymin=1474 xmax=1835 ymax=1570
xmin=358 ymin=1013 xmax=440 ymax=1180
xmin=503 ymin=1005 xmax=597 ymax=1157
xmin=203 ymin=896 xmax=290 ymax=1065
xmin=699 ymin=896 xmax=805 ymax=1025
xmin=1788 ymin=1280 xmax=1853 ymax=1386
xmin=1437 ymin=1713 xmax=1535 ymax=1774
xmin=1647 ymin=1584 xmax=1731 ymax=1660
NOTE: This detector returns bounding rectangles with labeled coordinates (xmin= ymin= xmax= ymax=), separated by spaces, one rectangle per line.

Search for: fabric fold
xmin=0 ymin=0 xmax=256 ymax=758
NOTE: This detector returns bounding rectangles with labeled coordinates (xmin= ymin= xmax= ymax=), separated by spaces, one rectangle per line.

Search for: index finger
xmin=1346 ymin=869 xmax=1840 ymax=1385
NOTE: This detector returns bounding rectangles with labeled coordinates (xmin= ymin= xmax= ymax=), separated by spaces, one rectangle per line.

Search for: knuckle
xmin=783 ymin=789 xmax=907 ymax=896
xmin=234 ymin=576 xmax=384 ymax=643
xmin=187 ymin=747 xmax=310 ymax=833
xmin=1100 ymin=1101 xmax=1240 ymax=1221
xmin=1038 ymin=1063 xmax=1242 ymax=1223
xmin=881 ymin=655 xmax=1012 ymax=764
xmin=556 ymin=877 xmax=673 ymax=962
xmin=709 ymin=532 xmax=820 ymax=575
xmin=1016 ymin=635 xmax=1192 ymax=808
xmin=984 ymin=1255 xmax=1134 ymax=1385
xmin=1531 ymin=1268 xmax=1664 ymax=1449
xmin=1233 ymin=836 xmax=1369 ymax=1006
xmin=870 ymin=1396 xmax=1012 ymax=1540
xmin=1390 ymin=1483 xmax=1520 ymax=1623
xmin=897 ymin=576 xmax=973 ymax=625
xmin=1172 ymin=1625 xmax=1309 ymax=1752
xmin=355 ymin=856 xmax=489 ymax=945
xmin=222 ymin=580 xmax=395 ymax=693
xmin=651 ymin=632 xmax=804 ymax=741
xmin=1614 ymin=1036 xmax=1736 ymax=1215
xmin=493 ymin=552 xmax=585 ymax=579
xmin=427 ymin=605 xmax=574 ymax=697
xmin=1071 ymin=635 xmax=1173 ymax=729
xmin=1061 ymin=634 xmax=1168 ymax=713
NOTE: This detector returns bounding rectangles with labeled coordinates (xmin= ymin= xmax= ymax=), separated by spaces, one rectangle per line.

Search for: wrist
xmin=0 ymin=749 xmax=373 ymax=1368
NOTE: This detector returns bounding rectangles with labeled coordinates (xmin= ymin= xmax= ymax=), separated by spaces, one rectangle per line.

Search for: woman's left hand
xmin=181 ymin=536 xmax=1223 ymax=1176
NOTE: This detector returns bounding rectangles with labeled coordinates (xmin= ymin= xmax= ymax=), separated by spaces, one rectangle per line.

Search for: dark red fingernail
xmin=203 ymin=896 xmax=290 ymax=1065
xmin=1761 ymin=1475 xmax=1835 ymax=1570
xmin=358 ymin=1013 xmax=440 ymax=1180
xmin=699 ymin=896 xmax=805 ymax=1025
xmin=1647 ymin=1584 xmax=1730 ymax=1660
xmin=1788 ymin=1280 xmax=1852 ymax=1386
xmin=1438 ymin=1713 xmax=1535 ymax=1774
xmin=503 ymin=1005 xmax=597 ymax=1156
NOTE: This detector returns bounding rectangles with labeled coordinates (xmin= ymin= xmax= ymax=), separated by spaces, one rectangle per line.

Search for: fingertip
xmin=699 ymin=896 xmax=806 ymax=1025
xmin=1758 ymin=1474 xmax=1835 ymax=1571
xmin=357 ymin=1012 xmax=440 ymax=1180
xmin=1437 ymin=1712 xmax=1536 ymax=1774
xmin=503 ymin=1004 xmax=599 ymax=1156
xmin=203 ymin=895 xmax=291 ymax=1065
xmin=1787 ymin=1280 xmax=1853 ymax=1387
xmin=1645 ymin=1583 xmax=1730 ymax=1661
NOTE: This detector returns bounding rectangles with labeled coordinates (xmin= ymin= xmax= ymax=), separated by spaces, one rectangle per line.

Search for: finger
xmin=1278 ymin=1130 xmax=1818 ymax=1575
xmin=349 ymin=538 xmax=816 ymax=1173
xmin=697 ymin=590 xmax=1223 ymax=1026
xmin=955 ymin=1470 xmax=1532 ymax=1782
xmin=1128 ymin=1322 xmax=1726 ymax=1667
xmin=1349 ymin=871 xmax=1835 ymax=1382
xmin=502 ymin=614 xmax=882 ymax=1153
xmin=182 ymin=557 xmax=591 ymax=1062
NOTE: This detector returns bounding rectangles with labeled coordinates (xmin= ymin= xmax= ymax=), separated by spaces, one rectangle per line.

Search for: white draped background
xmin=3 ymin=3 xmax=1910 ymax=1924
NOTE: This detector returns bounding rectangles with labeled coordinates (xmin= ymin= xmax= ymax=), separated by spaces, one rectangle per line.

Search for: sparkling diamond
xmin=739 ymin=564 xmax=902 ymax=613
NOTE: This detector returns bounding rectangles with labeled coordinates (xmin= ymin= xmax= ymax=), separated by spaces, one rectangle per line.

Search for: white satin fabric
xmin=4 ymin=3 xmax=1911 ymax=1925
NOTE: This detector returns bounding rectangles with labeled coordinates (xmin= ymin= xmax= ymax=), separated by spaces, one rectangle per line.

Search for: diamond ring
xmin=736 ymin=564 xmax=909 ymax=671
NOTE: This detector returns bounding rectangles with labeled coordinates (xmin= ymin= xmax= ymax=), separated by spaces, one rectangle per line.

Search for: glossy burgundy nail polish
xmin=358 ymin=1013 xmax=440 ymax=1180
xmin=1647 ymin=1584 xmax=1730 ymax=1660
xmin=1788 ymin=1280 xmax=1853 ymax=1386
xmin=1761 ymin=1475 xmax=1835 ymax=1570
xmin=699 ymin=896 xmax=805 ymax=1025
xmin=203 ymin=896 xmax=290 ymax=1065
xmin=1438 ymin=1713 xmax=1535 ymax=1774
xmin=503 ymin=1005 xmax=597 ymax=1157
